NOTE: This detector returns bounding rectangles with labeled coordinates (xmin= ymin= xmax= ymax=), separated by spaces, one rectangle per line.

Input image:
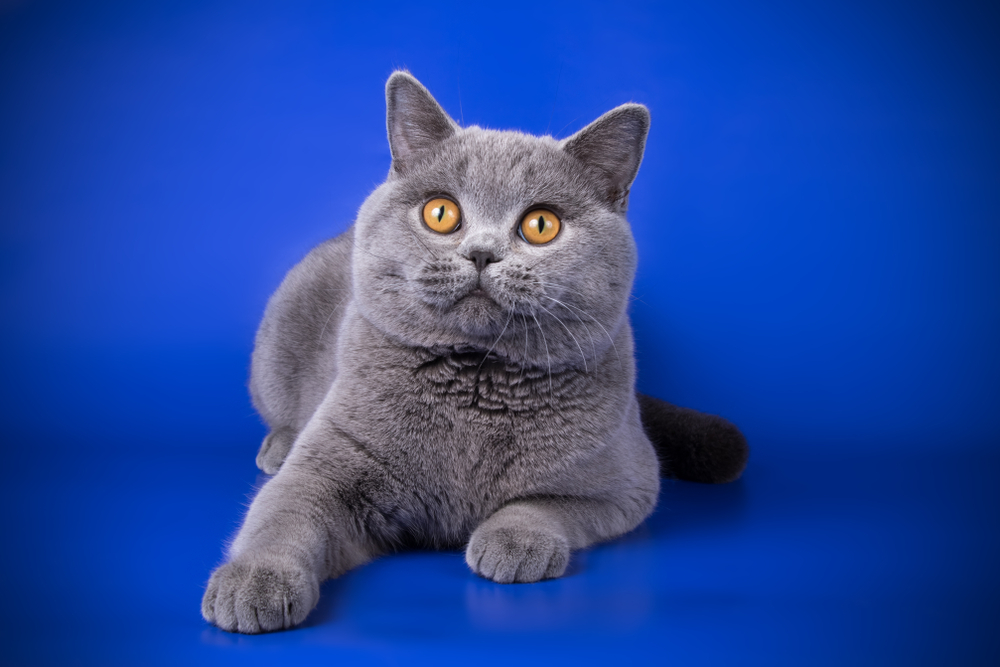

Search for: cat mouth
xmin=458 ymin=286 xmax=499 ymax=309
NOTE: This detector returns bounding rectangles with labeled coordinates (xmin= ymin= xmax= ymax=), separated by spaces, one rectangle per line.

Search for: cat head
xmin=352 ymin=71 xmax=649 ymax=369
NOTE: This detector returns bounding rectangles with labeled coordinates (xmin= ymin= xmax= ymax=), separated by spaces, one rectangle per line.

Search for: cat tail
xmin=637 ymin=393 xmax=749 ymax=484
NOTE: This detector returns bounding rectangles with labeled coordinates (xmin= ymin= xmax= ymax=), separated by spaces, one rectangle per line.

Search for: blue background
xmin=1 ymin=0 xmax=997 ymax=665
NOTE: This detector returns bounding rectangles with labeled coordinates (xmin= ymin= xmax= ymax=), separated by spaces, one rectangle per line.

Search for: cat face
xmin=352 ymin=73 xmax=649 ymax=370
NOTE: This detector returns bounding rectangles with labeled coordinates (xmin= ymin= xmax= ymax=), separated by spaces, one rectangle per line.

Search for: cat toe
xmin=201 ymin=557 xmax=318 ymax=633
xmin=466 ymin=525 xmax=569 ymax=584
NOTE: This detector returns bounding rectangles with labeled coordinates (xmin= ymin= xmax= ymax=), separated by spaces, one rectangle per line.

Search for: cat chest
xmin=385 ymin=388 xmax=552 ymax=488
xmin=409 ymin=353 xmax=562 ymax=415
xmin=366 ymin=404 xmax=568 ymax=545
xmin=334 ymin=354 xmax=602 ymax=542
xmin=391 ymin=365 xmax=590 ymax=489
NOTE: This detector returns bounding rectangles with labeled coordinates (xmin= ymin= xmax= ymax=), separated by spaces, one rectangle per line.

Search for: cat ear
xmin=560 ymin=104 xmax=650 ymax=210
xmin=385 ymin=71 xmax=459 ymax=174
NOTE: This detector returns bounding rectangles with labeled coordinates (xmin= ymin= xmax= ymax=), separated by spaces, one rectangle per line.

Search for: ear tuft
xmin=385 ymin=71 xmax=458 ymax=174
xmin=560 ymin=104 xmax=650 ymax=209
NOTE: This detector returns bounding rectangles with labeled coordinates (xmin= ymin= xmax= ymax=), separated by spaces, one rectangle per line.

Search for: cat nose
xmin=466 ymin=250 xmax=497 ymax=272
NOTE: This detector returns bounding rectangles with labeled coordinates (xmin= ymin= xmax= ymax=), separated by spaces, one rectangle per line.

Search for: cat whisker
xmin=365 ymin=294 xmax=426 ymax=348
xmin=583 ymin=235 xmax=619 ymax=269
xmin=536 ymin=293 xmax=598 ymax=361
xmin=526 ymin=278 xmax=612 ymax=308
xmin=478 ymin=311 xmax=512 ymax=375
xmin=354 ymin=241 xmax=412 ymax=267
xmin=318 ymin=294 xmax=352 ymax=341
xmin=524 ymin=230 xmax=627 ymax=274
xmin=534 ymin=280 xmax=642 ymax=306
xmin=518 ymin=312 xmax=529 ymax=385
xmin=530 ymin=312 xmax=553 ymax=399
xmin=555 ymin=114 xmax=582 ymax=139
xmin=541 ymin=294 xmax=621 ymax=371
xmin=526 ymin=253 xmax=555 ymax=272
xmin=401 ymin=218 xmax=440 ymax=260
xmin=536 ymin=302 xmax=588 ymax=373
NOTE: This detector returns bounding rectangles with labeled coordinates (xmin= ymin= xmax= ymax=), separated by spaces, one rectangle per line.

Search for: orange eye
xmin=519 ymin=209 xmax=561 ymax=244
xmin=422 ymin=198 xmax=461 ymax=233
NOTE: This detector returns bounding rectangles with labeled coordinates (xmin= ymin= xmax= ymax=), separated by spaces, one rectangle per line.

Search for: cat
xmin=201 ymin=71 xmax=749 ymax=634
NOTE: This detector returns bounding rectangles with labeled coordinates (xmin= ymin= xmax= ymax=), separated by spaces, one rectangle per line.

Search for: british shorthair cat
xmin=201 ymin=71 xmax=748 ymax=634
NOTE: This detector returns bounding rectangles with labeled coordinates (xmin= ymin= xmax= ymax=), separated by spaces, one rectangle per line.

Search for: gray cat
xmin=201 ymin=71 xmax=748 ymax=634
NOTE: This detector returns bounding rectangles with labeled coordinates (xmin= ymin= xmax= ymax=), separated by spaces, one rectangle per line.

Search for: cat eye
xmin=519 ymin=209 xmax=561 ymax=245
xmin=422 ymin=198 xmax=461 ymax=234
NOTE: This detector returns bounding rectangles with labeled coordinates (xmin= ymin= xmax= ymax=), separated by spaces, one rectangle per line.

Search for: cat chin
xmin=449 ymin=294 xmax=508 ymax=337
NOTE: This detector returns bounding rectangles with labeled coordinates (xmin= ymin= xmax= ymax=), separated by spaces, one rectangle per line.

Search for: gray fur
xmin=203 ymin=71 xmax=661 ymax=633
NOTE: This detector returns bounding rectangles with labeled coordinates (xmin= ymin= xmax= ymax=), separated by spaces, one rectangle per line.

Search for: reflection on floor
xmin=2 ymin=441 xmax=997 ymax=666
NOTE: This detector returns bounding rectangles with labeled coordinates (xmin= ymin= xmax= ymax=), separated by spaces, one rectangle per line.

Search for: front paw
xmin=201 ymin=556 xmax=319 ymax=633
xmin=465 ymin=524 xmax=570 ymax=584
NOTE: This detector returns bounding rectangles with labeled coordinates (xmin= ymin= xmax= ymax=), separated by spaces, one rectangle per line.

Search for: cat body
xmin=202 ymin=72 xmax=747 ymax=634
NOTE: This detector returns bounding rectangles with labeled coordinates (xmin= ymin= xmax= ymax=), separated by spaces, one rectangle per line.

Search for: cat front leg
xmin=465 ymin=501 xmax=570 ymax=583
xmin=465 ymin=492 xmax=656 ymax=583
xmin=201 ymin=456 xmax=375 ymax=633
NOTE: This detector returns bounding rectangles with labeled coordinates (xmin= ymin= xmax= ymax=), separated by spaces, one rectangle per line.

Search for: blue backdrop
xmin=1 ymin=1 xmax=997 ymax=665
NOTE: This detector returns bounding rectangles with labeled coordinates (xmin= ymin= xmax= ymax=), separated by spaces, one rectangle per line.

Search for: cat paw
xmin=465 ymin=524 xmax=570 ymax=584
xmin=201 ymin=557 xmax=319 ymax=634
xmin=256 ymin=427 xmax=296 ymax=475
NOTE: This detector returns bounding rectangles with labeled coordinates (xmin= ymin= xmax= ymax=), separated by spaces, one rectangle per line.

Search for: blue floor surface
xmin=2 ymin=440 xmax=997 ymax=666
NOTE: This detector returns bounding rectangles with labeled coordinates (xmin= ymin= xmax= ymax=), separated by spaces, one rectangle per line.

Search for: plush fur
xmin=202 ymin=72 xmax=748 ymax=634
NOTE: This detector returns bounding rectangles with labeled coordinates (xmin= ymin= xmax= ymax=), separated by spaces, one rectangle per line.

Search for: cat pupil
xmin=537 ymin=216 xmax=546 ymax=233
xmin=435 ymin=206 xmax=445 ymax=222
